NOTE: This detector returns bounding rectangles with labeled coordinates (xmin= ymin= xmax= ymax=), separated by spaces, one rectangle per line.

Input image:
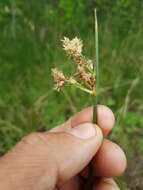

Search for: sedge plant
xmin=51 ymin=9 xmax=99 ymax=189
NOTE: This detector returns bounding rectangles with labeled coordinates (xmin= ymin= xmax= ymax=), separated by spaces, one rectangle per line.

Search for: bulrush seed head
xmin=62 ymin=37 xmax=83 ymax=56
xmin=52 ymin=68 xmax=66 ymax=91
xmin=51 ymin=37 xmax=96 ymax=95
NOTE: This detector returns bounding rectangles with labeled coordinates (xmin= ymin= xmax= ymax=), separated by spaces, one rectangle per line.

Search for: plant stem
xmin=93 ymin=8 xmax=99 ymax=124
xmin=86 ymin=8 xmax=99 ymax=190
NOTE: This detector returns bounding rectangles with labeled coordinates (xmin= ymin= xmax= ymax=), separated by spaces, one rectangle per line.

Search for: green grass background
xmin=0 ymin=0 xmax=143 ymax=189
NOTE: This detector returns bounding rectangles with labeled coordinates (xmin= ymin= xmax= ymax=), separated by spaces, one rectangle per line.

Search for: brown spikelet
xmin=52 ymin=68 xmax=66 ymax=91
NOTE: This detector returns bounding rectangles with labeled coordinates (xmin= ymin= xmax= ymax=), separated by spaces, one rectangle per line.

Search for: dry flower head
xmin=62 ymin=37 xmax=83 ymax=56
xmin=52 ymin=68 xmax=66 ymax=91
xmin=52 ymin=37 xmax=96 ymax=95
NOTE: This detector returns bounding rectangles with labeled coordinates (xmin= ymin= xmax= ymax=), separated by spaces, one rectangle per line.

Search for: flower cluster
xmin=51 ymin=68 xmax=66 ymax=91
xmin=52 ymin=37 xmax=96 ymax=95
xmin=62 ymin=37 xmax=83 ymax=56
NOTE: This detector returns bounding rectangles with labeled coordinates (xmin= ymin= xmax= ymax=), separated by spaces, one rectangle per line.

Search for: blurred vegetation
xmin=0 ymin=0 xmax=143 ymax=189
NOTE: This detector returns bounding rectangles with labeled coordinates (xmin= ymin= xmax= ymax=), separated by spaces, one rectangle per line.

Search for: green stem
xmin=72 ymin=83 xmax=93 ymax=94
xmin=86 ymin=8 xmax=99 ymax=190
xmin=66 ymin=81 xmax=93 ymax=94
xmin=93 ymin=8 xmax=99 ymax=124
xmin=75 ymin=85 xmax=92 ymax=94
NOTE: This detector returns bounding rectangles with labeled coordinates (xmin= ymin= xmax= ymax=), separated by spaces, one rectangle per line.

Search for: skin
xmin=0 ymin=105 xmax=127 ymax=190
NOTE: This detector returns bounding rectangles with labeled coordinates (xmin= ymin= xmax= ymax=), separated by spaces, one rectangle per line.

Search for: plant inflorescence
xmin=52 ymin=37 xmax=96 ymax=96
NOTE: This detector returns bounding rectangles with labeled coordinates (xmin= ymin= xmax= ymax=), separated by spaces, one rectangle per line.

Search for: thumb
xmin=52 ymin=123 xmax=103 ymax=181
xmin=0 ymin=123 xmax=103 ymax=190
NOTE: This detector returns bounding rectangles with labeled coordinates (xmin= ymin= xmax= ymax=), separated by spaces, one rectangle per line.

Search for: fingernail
xmin=67 ymin=123 xmax=96 ymax=139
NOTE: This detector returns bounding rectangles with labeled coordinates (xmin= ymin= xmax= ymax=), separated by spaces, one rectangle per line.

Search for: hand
xmin=0 ymin=105 xmax=127 ymax=190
